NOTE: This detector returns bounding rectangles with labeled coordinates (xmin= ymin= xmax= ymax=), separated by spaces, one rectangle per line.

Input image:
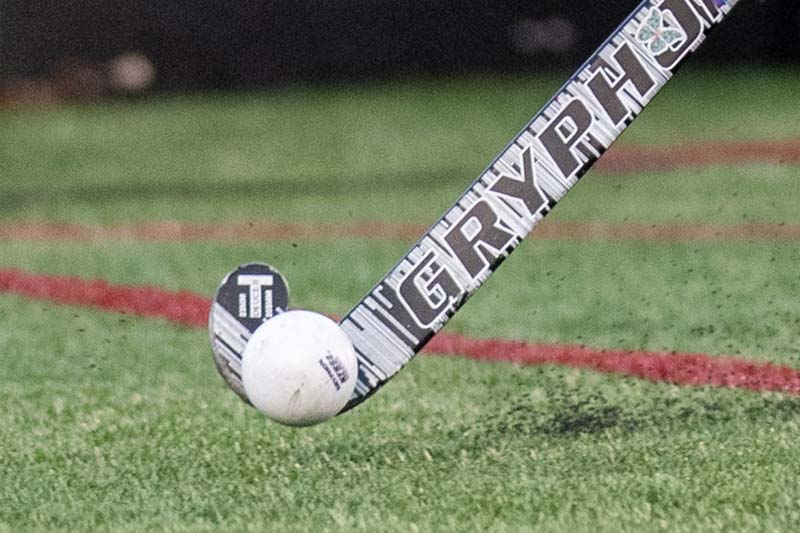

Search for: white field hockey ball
xmin=241 ymin=310 xmax=357 ymax=426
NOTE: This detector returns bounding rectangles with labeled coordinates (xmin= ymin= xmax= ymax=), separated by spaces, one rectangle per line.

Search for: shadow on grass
xmin=465 ymin=388 xmax=800 ymax=441
xmin=0 ymin=167 xmax=468 ymax=212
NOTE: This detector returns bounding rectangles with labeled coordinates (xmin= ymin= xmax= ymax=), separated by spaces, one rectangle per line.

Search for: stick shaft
xmin=339 ymin=0 xmax=741 ymax=411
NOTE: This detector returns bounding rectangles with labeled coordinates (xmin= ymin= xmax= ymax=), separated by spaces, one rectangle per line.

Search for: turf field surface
xmin=2 ymin=68 xmax=800 ymax=531
xmin=4 ymin=265 xmax=800 ymax=396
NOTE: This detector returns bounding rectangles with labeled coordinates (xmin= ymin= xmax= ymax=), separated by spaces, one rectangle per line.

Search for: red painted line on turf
xmin=0 ymin=221 xmax=427 ymax=243
xmin=0 ymin=139 xmax=797 ymax=245
xmin=3 ymin=221 xmax=800 ymax=243
xmin=595 ymin=138 xmax=800 ymax=174
xmin=0 ymin=268 xmax=210 ymax=329
xmin=426 ymin=334 xmax=800 ymax=395
xmin=3 ymin=267 xmax=800 ymax=395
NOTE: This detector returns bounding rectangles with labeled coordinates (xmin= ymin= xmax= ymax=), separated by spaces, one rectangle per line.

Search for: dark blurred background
xmin=1 ymin=0 xmax=798 ymax=102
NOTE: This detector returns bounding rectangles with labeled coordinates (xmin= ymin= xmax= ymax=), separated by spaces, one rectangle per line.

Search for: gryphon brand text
xmin=338 ymin=0 xmax=737 ymax=401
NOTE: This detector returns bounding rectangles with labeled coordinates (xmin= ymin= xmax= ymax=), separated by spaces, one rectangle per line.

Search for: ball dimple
xmin=241 ymin=310 xmax=357 ymax=427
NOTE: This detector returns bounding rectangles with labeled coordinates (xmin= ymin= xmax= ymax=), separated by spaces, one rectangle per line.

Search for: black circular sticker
xmin=209 ymin=263 xmax=291 ymax=403
xmin=213 ymin=263 xmax=290 ymax=333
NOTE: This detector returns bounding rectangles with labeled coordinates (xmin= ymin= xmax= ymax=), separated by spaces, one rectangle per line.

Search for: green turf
xmin=2 ymin=68 xmax=800 ymax=531
xmin=0 ymin=238 xmax=799 ymax=367
xmin=1 ymin=67 xmax=799 ymax=222
xmin=3 ymin=162 xmax=799 ymax=225
xmin=2 ymin=299 xmax=800 ymax=532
